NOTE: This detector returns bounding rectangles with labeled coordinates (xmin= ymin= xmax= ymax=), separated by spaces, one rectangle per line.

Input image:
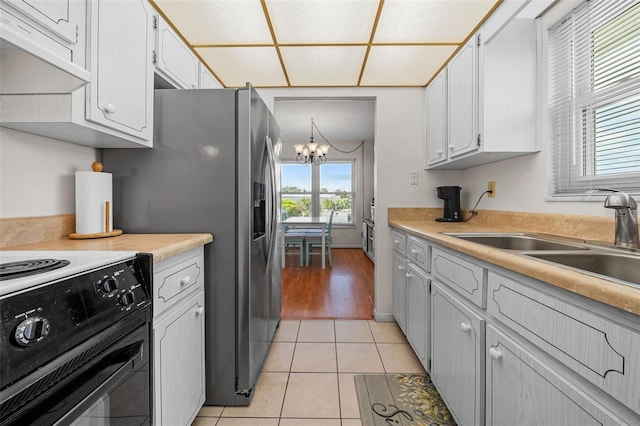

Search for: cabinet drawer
xmin=391 ymin=230 xmax=406 ymax=255
xmin=487 ymin=271 xmax=640 ymax=415
xmin=407 ymin=236 xmax=430 ymax=272
xmin=432 ymin=248 xmax=486 ymax=308
xmin=153 ymin=247 xmax=204 ymax=318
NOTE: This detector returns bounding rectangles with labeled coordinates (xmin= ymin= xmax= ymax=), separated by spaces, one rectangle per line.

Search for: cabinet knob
xmin=460 ymin=322 xmax=472 ymax=333
xmin=103 ymin=104 xmax=116 ymax=114
xmin=195 ymin=306 xmax=204 ymax=316
xmin=405 ymin=272 xmax=412 ymax=278
xmin=394 ymin=239 xmax=399 ymax=245
xmin=410 ymin=248 xmax=418 ymax=254
xmin=397 ymin=264 xmax=404 ymax=270
xmin=436 ymin=150 xmax=443 ymax=156
xmin=448 ymin=145 xmax=455 ymax=151
xmin=489 ymin=347 xmax=503 ymax=361
xmin=180 ymin=275 xmax=191 ymax=286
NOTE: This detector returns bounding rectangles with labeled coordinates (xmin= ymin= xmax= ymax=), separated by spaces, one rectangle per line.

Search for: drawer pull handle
xmin=398 ymin=265 xmax=404 ymax=270
xmin=489 ymin=347 xmax=502 ymax=361
xmin=195 ymin=306 xmax=204 ymax=316
xmin=103 ymin=104 xmax=116 ymax=114
xmin=180 ymin=275 xmax=191 ymax=286
xmin=405 ymin=272 xmax=412 ymax=278
xmin=460 ymin=322 xmax=472 ymax=333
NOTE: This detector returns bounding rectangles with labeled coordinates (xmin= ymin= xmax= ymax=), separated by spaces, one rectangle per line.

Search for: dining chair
xmin=304 ymin=210 xmax=334 ymax=267
xmin=282 ymin=211 xmax=305 ymax=266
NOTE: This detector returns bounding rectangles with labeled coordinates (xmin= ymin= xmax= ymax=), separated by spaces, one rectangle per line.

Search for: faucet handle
xmin=604 ymin=192 xmax=636 ymax=209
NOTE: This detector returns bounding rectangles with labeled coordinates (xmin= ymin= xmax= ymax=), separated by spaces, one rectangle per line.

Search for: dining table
xmin=282 ymin=216 xmax=328 ymax=269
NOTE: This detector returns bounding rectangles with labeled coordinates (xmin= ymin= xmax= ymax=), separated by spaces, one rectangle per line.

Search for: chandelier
xmin=294 ymin=118 xmax=329 ymax=166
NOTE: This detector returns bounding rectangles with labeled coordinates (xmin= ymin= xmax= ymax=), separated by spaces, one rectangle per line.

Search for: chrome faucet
xmin=603 ymin=191 xmax=639 ymax=248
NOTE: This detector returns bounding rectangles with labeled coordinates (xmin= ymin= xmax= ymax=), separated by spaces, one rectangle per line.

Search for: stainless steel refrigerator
xmin=103 ymin=85 xmax=282 ymax=406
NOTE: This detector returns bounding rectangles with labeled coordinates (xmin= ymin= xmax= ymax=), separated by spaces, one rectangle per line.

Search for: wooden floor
xmin=281 ymin=248 xmax=375 ymax=320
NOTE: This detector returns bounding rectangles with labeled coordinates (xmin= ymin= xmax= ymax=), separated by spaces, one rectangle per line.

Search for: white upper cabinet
xmin=3 ymin=0 xmax=78 ymax=43
xmin=447 ymin=36 xmax=479 ymax=159
xmin=199 ymin=63 xmax=223 ymax=89
xmin=0 ymin=0 xmax=89 ymax=94
xmin=425 ymin=69 xmax=447 ymax=166
xmin=0 ymin=0 xmax=154 ymax=147
xmin=86 ymin=0 xmax=154 ymax=140
xmin=153 ymin=14 xmax=200 ymax=89
xmin=425 ymin=0 xmax=539 ymax=170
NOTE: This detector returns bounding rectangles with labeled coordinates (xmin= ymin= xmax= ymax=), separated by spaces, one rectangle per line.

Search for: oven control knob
xmin=120 ymin=291 xmax=136 ymax=306
xmin=15 ymin=317 xmax=50 ymax=346
xmin=102 ymin=277 xmax=119 ymax=293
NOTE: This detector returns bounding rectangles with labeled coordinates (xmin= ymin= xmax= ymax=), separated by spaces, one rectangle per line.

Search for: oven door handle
xmin=53 ymin=341 xmax=143 ymax=425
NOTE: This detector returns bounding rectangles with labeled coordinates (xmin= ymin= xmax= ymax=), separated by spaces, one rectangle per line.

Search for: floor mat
xmin=354 ymin=374 xmax=456 ymax=426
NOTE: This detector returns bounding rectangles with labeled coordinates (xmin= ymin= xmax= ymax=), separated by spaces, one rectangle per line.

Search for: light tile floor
xmin=192 ymin=320 xmax=425 ymax=426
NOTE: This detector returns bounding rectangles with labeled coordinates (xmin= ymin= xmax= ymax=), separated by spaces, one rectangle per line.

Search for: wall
xmin=0 ymin=127 xmax=99 ymax=218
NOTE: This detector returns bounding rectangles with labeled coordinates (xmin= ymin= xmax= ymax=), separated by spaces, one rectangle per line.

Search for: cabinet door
xmin=154 ymin=291 xmax=206 ymax=426
xmin=2 ymin=0 xmax=78 ymax=43
xmin=155 ymin=15 xmax=200 ymax=89
xmin=86 ymin=0 xmax=154 ymax=141
xmin=431 ymin=283 xmax=485 ymax=426
xmin=486 ymin=326 xmax=626 ymax=426
xmin=199 ymin=63 xmax=222 ymax=89
xmin=447 ymin=36 xmax=479 ymax=157
xmin=392 ymin=254 xmax=407 ymax=334
xmin=426 ymin=69 xmax=448 ymax=166
xmin=406 ymin=263 xmax=429 ymax=368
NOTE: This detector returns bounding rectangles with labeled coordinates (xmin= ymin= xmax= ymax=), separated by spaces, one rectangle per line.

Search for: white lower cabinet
xmin=406 ymin=263 xmax=429 ymax=369
xmin=392 ymin=254 xmax=407 ymax=334
xmin=153 ymin=291 xmax=205 ymax=426
xmin=431 ymin=282 xmax=485 ymax=426
xmin=152 ymin=247 xmax=206 ymax=426
xmin=390 ymin=226 xmax=640 ymax=424
xmin=487 ymin=325 xmax=625 ymax=426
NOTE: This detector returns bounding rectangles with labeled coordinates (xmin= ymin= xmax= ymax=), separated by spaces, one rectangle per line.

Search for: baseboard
xmin=373 ymin=310 xmax=395 ymax=322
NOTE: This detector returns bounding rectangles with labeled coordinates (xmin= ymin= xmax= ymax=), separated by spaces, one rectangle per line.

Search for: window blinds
xmin=548 ymin=0 xmax=640 ymax=196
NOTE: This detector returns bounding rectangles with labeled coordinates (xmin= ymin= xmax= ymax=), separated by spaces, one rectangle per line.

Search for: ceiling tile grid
xmin=151 ymin=0 xmax=502 ymax=88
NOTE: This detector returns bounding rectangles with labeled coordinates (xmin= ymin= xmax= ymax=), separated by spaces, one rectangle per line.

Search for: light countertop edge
xmin=1 ymin=234 xmax=214 ymax=264
xmin=389 ymin=219 xmax=640 ymax=317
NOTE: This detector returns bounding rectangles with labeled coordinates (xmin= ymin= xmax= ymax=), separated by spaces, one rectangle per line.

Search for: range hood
xmin=0 ymin=11 xmax=89 ymax=94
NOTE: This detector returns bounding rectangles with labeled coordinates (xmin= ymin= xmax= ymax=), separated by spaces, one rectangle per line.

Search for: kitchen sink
xmin=444 ymin=233 xmax=588 ymax=251
xmin=525 ymin=252 xmax=640 ymax=287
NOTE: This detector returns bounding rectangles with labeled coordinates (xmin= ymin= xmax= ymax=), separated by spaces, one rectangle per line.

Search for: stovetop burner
xmin=0 ymin=259 xmax=71 ymax=281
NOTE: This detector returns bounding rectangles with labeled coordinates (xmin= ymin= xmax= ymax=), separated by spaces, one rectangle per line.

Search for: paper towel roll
xmin=75 ymin=171 xmax=112 ymax=235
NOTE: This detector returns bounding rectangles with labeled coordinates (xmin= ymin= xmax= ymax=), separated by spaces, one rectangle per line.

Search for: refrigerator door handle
xmin=264 ymin=135 xmax=278 ymax=273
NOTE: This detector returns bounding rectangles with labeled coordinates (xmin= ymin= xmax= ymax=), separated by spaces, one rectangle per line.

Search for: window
xmin=548 ymin=0 xmax=640 ymax=196
xmin=281 ymin=161 xmax=355 ymax=225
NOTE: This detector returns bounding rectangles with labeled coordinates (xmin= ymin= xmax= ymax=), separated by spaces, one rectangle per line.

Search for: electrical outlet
xmin=488 ymin=181 xmax=496 ymax=198
xmin=410 ymin=171 xmax=419 ymax=185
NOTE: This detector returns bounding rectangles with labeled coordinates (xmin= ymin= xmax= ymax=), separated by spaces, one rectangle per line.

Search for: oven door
xmin=2 ymin=315 xmax=151 ymax=426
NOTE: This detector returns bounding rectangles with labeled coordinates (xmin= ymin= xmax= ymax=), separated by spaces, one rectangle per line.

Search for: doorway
xmin=275 ymin=97 xmax=375 ymax=319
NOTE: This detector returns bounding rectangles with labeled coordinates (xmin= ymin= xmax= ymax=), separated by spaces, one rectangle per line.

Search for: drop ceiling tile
xmin=281 ymin=46 xmax=367 ymax=86
xmin=360 ymin=45 xmax=457 ymax=86
xmin=154 ymin=0 xmax=273 ymax=45
xmin=266 ymin=0 xmax=379 ymax=44
xmin=196 ymin=47 xmax=287 ymax=87
xmin=374 ymin=0 xmax=499 ymax=43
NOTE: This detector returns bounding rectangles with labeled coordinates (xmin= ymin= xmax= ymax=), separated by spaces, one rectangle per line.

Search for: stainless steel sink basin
xmin=444 ymin=233 xmax=588 ymax=251
xmin=525 ymin=252 xmax=640 ymax=287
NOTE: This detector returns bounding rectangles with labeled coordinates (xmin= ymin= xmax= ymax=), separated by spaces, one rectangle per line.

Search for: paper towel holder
xmin=69 ymin=162 xmax=123 ymax=239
